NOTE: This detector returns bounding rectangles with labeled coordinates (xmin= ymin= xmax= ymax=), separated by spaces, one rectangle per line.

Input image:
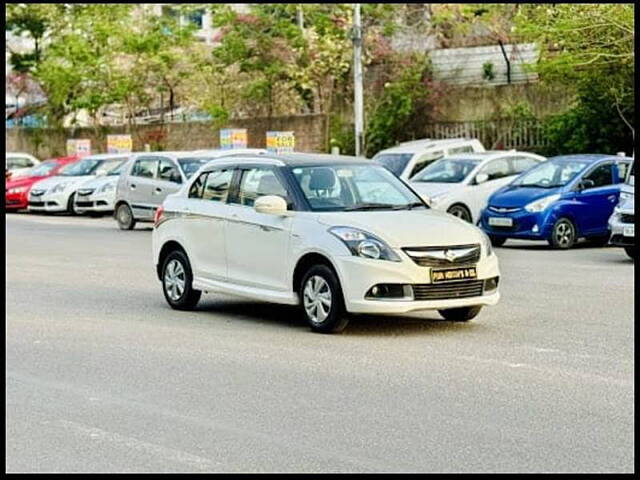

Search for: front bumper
xmin=479 ymin=207 xmax=556 ymax=240
xmin=608 ymin=211 xmax=634 ymax=247
xmin=28 ymin=191 xmax=69 ymax=212
xmin=74 ymin=191 xmax=115 ymax=213
xmin=335 ymin=251 xmax=500 ymax=314
xmin=5 ymin=192 xmax=29 ymax=210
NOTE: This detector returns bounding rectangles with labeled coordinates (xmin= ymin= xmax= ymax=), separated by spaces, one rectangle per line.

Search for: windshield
xmin=28 ymin=161 xmax=58 ymax=176
xmin=411 ymin=158 xmax=481 ymax=184
xmin=291 ymin=164 xmax=426 ymax=212
xmin=178 ymin=157 xmax=210 ymax=179
xmin=513 ymin=159 xmax=589 ymax=188
xmin=107 ymin=161 xmax=127 ymax=176
xmin=59 ymin=157 xmax=124 ymax=177
xmin=372 ymin=153 xmax=414 ymax=177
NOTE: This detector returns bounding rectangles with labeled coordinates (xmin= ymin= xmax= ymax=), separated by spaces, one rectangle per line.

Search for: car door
xmin=182 ymin=168 xmax=234 ymax=282
xmin=572 ymin=161 xmax=618 ymax=235
xmin=465 ymin=157 xmax=513 ymax=222
xmin=127 ymin=156 xmax=160 ymax=220
xmin=224 ymin=166 xmax=293 ymax=292
xmin=153 ymin=157 xmax=183 ymax=209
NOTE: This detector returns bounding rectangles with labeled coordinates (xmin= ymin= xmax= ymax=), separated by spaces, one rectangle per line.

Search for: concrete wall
xmin=5 ymin=114 xmax=328 ymax=159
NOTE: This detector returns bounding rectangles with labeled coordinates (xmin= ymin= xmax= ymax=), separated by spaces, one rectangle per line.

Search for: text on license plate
xmin=623 ymin=226 xmax=634 ymax=237
xmin=431 ymin=267 xmax=477 ymax=283
xmin=488 ymin=217 xmax=513 ymax=227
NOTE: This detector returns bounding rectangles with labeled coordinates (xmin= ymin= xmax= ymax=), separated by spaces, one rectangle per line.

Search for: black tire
xmin=447 ymin=204 xmax=473 ymax=223
xmin=116 ymin=203 xmax=136 ymax=230
xmin=489 ymin=235 xmax=507 ymax=247
xmin=587 ymin=234 xmax=610 ymax=247
xmin=161 ymin=250 xmax=201 ymax=310
xmin=66 ymin=193 xmax=78 ymax=215
xmin=300 ymin=264 xmax=349 ymax=333
xmin=548 ymin=217 xmax=576 ymax=249
xmin=624 ymin=247 xmax=635 ymax=260
xmin=438 ymin=305 xmax=483 ymax=322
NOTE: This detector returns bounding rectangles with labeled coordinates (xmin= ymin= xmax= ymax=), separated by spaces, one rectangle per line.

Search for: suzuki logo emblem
xmin=444 ymin=249 xmax=458 ymax=262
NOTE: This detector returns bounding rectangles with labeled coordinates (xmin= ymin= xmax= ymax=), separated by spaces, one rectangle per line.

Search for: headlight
xmin=620 ymin=191 xmax=633 ymax=202
xmin=51 ymin=182 xmax=70 ymax=194
xmin=99 ymin=182 xmax=115 ymax=193
xmin=524 ymin=194 xmax=561 ymax=213
xmin=7 ymin=187 xmax=27 ymax=194
xmin=329 ymin=226 xmax=401 ymax=261
xmin=479 ymin=230 xmax=493 ymax=257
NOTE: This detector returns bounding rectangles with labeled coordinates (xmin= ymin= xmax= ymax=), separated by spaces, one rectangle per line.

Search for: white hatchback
xmin=152 ymin=153 xmax=501 ymax=333
xmin=409 ymin=150 xmax=546 ymax=224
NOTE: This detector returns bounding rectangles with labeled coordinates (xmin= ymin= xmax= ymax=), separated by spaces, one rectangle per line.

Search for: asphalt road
xmin=5 ymin=213 xmax=635 ymax=473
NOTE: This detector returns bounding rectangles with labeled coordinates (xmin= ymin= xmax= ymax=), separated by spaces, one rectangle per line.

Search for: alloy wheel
xmin=303 ymin=275 xmax=332 ymax=324
xmin=164 ymin=259 xmax=186 ymax=301
xmin=554 ymin=221 xmax=574 ymax=248
xmin=448 ymin=206 xmax=472 ymax=223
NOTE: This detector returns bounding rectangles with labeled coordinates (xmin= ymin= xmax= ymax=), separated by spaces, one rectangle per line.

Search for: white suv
xmin=372 ymin=138 xmax=485 ymax=181
xmin=152 ymin=153 xmax=501 ymax=333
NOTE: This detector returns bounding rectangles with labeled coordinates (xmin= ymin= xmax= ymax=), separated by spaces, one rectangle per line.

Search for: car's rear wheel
xmin=624 ymin=246 xmax=636 ymax=260
xmin=548 ymin=218 xmax=576 ymax=249
xmin=438 ymin=305 xmax=482 ymax=322
xmin=161 ymin=250 xmax=201 ymax=310
xmin=300 ymin=265 xmax=349 ymax=333
xmin=447 ymin=204 xmax=472 ymax=223
xmin=116 ymin=203 xmax=136 ymax=230
xmin=489 ymin=235 xmax=506 ymax=247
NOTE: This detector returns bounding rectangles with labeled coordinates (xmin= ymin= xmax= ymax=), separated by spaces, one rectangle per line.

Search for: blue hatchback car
xmin=479 ymin=154 xmax=633 ymax=249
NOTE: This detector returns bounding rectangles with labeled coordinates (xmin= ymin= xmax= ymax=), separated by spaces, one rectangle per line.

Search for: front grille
xmin=488 ymin=206 xmax=521 ymax=213
xmin=621 ymin=214 xmax=634 ymax=224
xmin=412 ymin=280 xmax=484 ymax=301
xmin=29 ymin=201 xmax=44 ymax=207
xmin=75 ymin=201 xmax=93 ymax=207
xmin=403 ymin=244 xmax=481 ymax=267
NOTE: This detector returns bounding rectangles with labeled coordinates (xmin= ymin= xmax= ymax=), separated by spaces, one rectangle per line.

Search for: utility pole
xmin=353 ymin=3 xmax=364 ymax=157
xmin=297 ymin=5 xmax=304 ymax=30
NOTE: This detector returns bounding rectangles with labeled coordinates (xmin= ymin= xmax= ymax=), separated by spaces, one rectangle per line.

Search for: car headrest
xmin=257 ymin=174 xmax=286 ymax=197
xmin=309 ymin=168 xmax=336 ymax=190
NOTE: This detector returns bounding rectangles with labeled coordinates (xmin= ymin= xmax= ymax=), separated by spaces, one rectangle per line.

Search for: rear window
xmin=177 ymin=157 xmax=210 ymax=179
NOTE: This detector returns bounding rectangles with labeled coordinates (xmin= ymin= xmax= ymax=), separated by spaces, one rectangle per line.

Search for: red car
xmin=5 ymin=155 xmax=80 ymax=211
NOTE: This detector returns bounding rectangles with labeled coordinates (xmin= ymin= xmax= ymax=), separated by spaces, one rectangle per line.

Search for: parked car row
xmin=4 ymin=143 xmax=634 ymax=333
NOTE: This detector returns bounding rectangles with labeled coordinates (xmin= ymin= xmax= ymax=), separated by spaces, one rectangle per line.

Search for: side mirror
xmin=578 ymin=179 xmax=595 ymax=191
xmin=475 ymin=173 xmax=489 ymax=185
xmin=254 ymin=195 xmax=288 ymax=216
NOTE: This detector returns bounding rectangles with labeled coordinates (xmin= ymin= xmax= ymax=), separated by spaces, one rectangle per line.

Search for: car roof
xmin=175 ymin=148 xmax=267 ymax=159
xmin=548 ymin=154 xmax=632 ymax=163
xmin=81 ymin=153 xmax=133 ymax=160
xmin=375 ymin=138 xmax=480 ymax=155
xmin=203 ymin=152 xmax=371 ymax=169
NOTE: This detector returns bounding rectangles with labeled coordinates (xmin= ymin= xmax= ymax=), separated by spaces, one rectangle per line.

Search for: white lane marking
xmin=56 ymin=419 xmax=222 ymax=471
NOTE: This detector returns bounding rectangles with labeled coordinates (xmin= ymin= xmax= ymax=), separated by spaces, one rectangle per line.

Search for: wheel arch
xmin=292 ymin=251 xmax=341 ymax=295
xmin=156 ymin=240 xmax=188 ymax=280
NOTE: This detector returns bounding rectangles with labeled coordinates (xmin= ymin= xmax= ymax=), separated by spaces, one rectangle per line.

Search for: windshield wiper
xmin=344 ymin=203 xmax=396 ymax=211
xmin=391 ymin=202 xmax=426 ymax=210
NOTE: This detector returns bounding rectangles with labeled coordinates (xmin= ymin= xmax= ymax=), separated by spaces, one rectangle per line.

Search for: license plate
xmin=488 ymin=217 xmax=513 ymax=227
xmin=623 ymin=226 xmax=634 ymax=237
xmin=431 ymin=267 xmax=477 ymax=283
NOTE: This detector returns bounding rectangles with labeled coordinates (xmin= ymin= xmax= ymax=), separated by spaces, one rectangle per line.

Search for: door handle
xmin=154 ymin=187 xmax=162 ymax=194
xmin=608 ymin=195 xmax=616 ymax=202
xmin=130 ymin=184 xmax=136 ymax=190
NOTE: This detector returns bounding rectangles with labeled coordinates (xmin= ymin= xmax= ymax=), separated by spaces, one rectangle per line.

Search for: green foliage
xmin=482 ymin=62 xmax=495 ymax=81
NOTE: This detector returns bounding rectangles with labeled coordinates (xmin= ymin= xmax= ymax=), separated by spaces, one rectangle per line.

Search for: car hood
xmin=77 ymin=175 xmax=117 ymax=189
xmin=31 ymin=175 xmax=94 ymax=192
xmin=407 ymin=182 xmax=458 ymax=200
xmin=489 ymin=185 xmax=561 ymax=208
xmin=315 ymin=209 xmax=482 ymax=248
xmin=6 ymin=176 xmax=45 ymax=189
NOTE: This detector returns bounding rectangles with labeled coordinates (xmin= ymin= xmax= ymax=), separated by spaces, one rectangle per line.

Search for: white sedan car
xmin=152 ymin=153 xmax=500 ymax=333
xmin=6 ymin=152 xmax=40 ymax=178
xmin=73 ymin=161 xmax=127 ymax=215
xmin=28 ymin=153 xmax=130 ymax=214
xmin=409 ymin=151 xmax=546 ymax=223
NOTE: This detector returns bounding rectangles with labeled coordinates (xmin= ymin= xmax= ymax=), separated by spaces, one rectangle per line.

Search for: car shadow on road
xmin=194 ymin=296 xmax=481 ymax=336
xmin=499 ymin=241 xmax=614 ymax=251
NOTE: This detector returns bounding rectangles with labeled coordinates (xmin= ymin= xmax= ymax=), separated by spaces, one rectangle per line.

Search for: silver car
xmin=608 ymin=159 xmax=635 ymax=259
xmin=114 ymin=149 xmax=266 ymax=230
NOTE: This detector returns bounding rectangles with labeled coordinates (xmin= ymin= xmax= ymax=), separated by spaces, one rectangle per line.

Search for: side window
xmin=202 ymin=169 xmax=233 ymax=202
xmin=583 ymin=162 xmax=613 ymax=188
xmin=510 ymin=156 xmax=540 ymax=175
xmin=131 ymin=158 xmax=158 ymax=178
xmin=447 ymin=145 xmax=474 ymax=155
xmin=189 ymin=172 xmax=207 ymax=199
xmin=616 ymin=162 xmax=630 ymax=183
xmin=409 ymin=151 xmax=443 ymax=178
xmin=477 ymin=158 xmax=510 ymax=182
xmin=158 ymin=158 xmax=182 ymax=184
xmin=235 ymin=168 xmax=288 ymax=207
xmin=7 ymin=157 xmax=33 ymax=169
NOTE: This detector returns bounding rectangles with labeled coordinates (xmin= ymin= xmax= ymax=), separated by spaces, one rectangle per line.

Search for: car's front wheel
xmin=439 ymin=305 xmax=482 ymax=322
xmin=116 ymin=203 xmax=136 ymax=230
xmin=548 ymin=218 xmax=576 ymax=249
xmin=624 ymin=246 xmax=636 ymax=260
xmin=447 ymin=204 xmax=473 ymax=223
xmin=161 ymin=250 xmax=201 ymax=310
xmin=300 ymin=265 xmax=349 ymax=333
xmin=489 ymin=235 xmax=506 ymax=247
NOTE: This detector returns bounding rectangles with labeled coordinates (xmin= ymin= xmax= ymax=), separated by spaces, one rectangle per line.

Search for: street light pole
xmin=353 ymin=3 xmax=364 ymax=157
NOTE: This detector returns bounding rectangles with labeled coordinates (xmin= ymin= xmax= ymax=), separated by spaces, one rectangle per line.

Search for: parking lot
xmin=5 ymin=212 xmax=634 ymax=473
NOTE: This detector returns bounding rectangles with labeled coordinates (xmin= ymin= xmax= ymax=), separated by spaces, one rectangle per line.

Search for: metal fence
xmin=425 ymin=119 xmax=548 ymax=151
